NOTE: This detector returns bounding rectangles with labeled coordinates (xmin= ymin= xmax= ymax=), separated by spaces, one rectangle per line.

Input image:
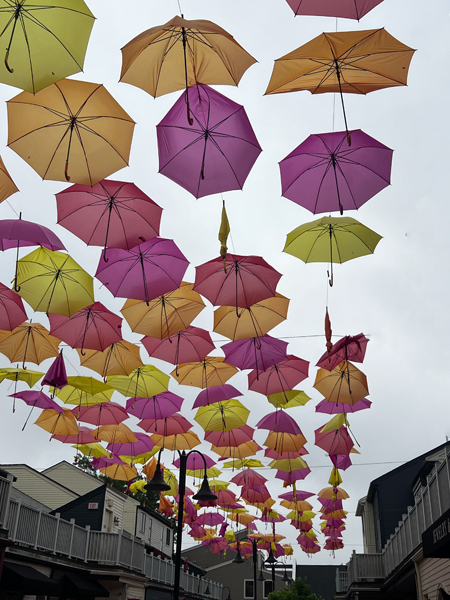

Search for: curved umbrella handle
xmin=328 ymin=273 xmax=333 ymax=287
xmin=4 ymin=49 xmax=13 ymax=73
xmin=64 ymin=160 xmax=70 ymax=182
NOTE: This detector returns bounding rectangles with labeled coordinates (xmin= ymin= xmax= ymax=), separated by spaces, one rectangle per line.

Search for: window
xmin=244 ymin=580 xmax=254 ymax=599
xmin=264 ymin=580 xmax=273 ymax=598
xmin=166 ymin=528 xmax=171 ymax=546
xmin=138 ymin=511 xmax=147 ymax=534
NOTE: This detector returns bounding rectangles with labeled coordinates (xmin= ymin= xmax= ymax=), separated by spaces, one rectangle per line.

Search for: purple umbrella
xmin=331 ymin=454 xmax=353 ymax=470
xmin=107 ymin=432 xmax=155 ymax=456
xmin=255 ymin=410 xmax=302 ymax=435
xmin=315 ymin=398 xmax=371 ymax=414
xmin=125 ymin=391 xmax=184 ymax=420
xmin=157 ymin=84 xmax=262 ymax=199
xmin=42 ymin=351 xmax=68 ymax=391
xmin=96 ymin=238 xmax=189 ymax=304
xmin=285 ymin=0 xmax=384 ymax=19
xmin=173 ymin=453 xmax=217 ymax=470
xmin=193 ymin=384 xmax=243 ymax=408
xmin=275 ymin=467 xmax=311 ymax=482
xmin=11 ymin=389 xmax=63 ymax=430
xmin=222 ymin=334 xmax=288 ymax=374
xmin=316 ymin=333 xmax=369 ymax=371
xmin=142 ymin=326 xmax=215 ymax=370
xmin=280 ymin=130 xmax=393 ymax=214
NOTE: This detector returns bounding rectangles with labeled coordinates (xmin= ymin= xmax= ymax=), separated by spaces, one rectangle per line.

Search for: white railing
xmin=336 ymin=568 xmax=348 ymax=593
xmin=0 ymin=472 xmax=14 ymax=528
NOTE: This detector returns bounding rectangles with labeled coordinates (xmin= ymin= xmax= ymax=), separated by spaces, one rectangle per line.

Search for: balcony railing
xmin=336 ymin=568 xmax=348 ymax=593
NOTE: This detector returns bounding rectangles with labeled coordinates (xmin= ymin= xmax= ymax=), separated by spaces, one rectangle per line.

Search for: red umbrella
xmin=264 ymin=448 xmax=308 ymax=459
xmin=72 ymin=402 xmax=129 ymax=426
xmin=194 ymin=254 xmax=282 ymax=310
xmin=193 ymin=384 xmax=242 ymax=408
xmin=256 ymin=410 xmax=302 ymax=435
xmin=0 ymin=282 xmax=27 ymax=330
xmin=242 ymin=486 xmax=271 ymax=504
xmin=49 ymin=302 xmax=123 ymax=354
xmin=204 ymin=425 xmax=255 ymax=447
xmin=125 ymin=391 xmax=184 ymax=419
xmin=314 ymin=425 xmax=354 ymax=455
xmin=285 ymin=0 xmax=383 ymax=19
xmin=279 ymin=490 xmax=314 ymax=502
xmin=138 ymin=413 xmax=192 ymax=436
xmin=56 ymin=179 xmax=163 ymax=256
xmin=248 ymin=354 xmax=309 ymax=395
xmin=316 ymin=333 xmax=369 ymax=371
xmin=142 ymin=326 xmax=215 ymax=368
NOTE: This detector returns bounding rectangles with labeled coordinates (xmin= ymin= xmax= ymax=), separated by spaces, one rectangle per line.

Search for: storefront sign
xmin=423 ymin=506 xmax=450 ymax=558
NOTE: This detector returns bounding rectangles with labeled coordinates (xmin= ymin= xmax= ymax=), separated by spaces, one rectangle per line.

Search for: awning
xmin=64 ymin=571 xmax=109 ymax=597
xmin=2 ymin=562 xmax=59 ymax=595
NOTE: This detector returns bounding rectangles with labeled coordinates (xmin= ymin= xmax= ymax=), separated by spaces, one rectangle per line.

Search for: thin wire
xmin=5 ymin=200 xmax=19 ymax=217
xmin=177 ymin=0 xmax=182 ymax=16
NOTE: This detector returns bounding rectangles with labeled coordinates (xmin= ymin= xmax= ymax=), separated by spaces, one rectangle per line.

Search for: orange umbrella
xmin=0 ymin=322 xmax=60 ymax=367
xmin=172 ymin=357 xmax=238 ymax=388
xmin=100 ymin=463 xmax=138 ymax=481
xmin=78 ymin=340 xmax=143 ymax=379
xmin=264 ymin=431 xmax=307 ymax=453
xmin=0 ymin=156 xmax=18 ymax=203
xmin=280 ymin=499 xmax=313 ymax=511
xmin=314 ymin=360 xmax=368 ymax=405
xmin=211 ymin=440 xmax=260 ymax=460
xmin=91 ymin=423 xmax=138 ymax=444
xmin=151 ymin=431 xmax=201 ymax=451
xmin=318 ymin=486 xmax=350 ymax=500
xmin=35 ymin=408 xmax=78 ymax=436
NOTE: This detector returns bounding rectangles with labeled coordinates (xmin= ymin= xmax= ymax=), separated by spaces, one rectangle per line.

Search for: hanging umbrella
xmin=316 ymin=333 xmax=369 ymax=370
xmin=213 ymin=293 xmax=289 ymax=341
xmin=285 ymin=0 xmax=384 ymax=20
xmin=0 ymin=217 xmax=66 ymax=252
xmin=269 ymin=456 xmax=308 ymax=472
xmin=0 ymin=366 xmax=44 ymax=393
xmin=193 ymin=384 xmax=243 ymax=408
xmin=142 ymin=326 xmax=215 ymax=368
xmin=107 ymin=432 xmax=155 ymax=457
xmin=267 ymin=389 xmax=311 ymax=409
xmin=256 ymin=411 xmax=303 ymax=435
xmin=248 ymin=354 xmax=309 ymax=395
xmin=264 ymin=431 xmax=307 ymax=453
xmin=279 ymin=130 xmax=393 ymax=214
xmin=0 ymin=323 xmax=60 ymax=368
xmin=35 ymin=408 xmax=78 ymax=437
xmin=0 ymin=283 xmax=27 ymax=331
xmin=11 ymin=389 xmax=63 ymax=430
xmin=173 ymin=453 xmax=217 ymax=471
xmin=125 ymin=391 xmax=184 ymax=420
xmin=72 ymin=402 xmax=129 ymax=426
xmin=172 ymin=357 xmax=238 ymax=388
xmin=279 ymin=490 xmax=314 ymax=502
xmin=99 ymin=462 xmax=138 ymax=481
xmin=0 ymin=156 xmax=18 ymax=203
xmin=7 ymin=79 xmax=135 ymax=186
xmin=195 ymin=400 xmax=250 ymax=432
xmin=204 ymin=426 xmax=255 ymax=447
xmin=56 ymin=385 xmax=112 ymax=407
xmin=138 ymin=413 xmax=192 ymax=436
xmin=106 ymin=364 xmax=169 ymax=398
xmin=56 ymin=179 xmax=163 ymax=255
xmin=78 ymin=341 xmax=143 ymax=379
xmin=16 ymin=247 xmax=94 ymax=316
xmin=315 ymin=425 xmax=354 ymax=455
xmin=211 ymin=441 xmax=261 ymax=460
xmin=194 ymin=254 xmax=282 ymax=310
xmin=314 ymin=361 xmax=369 ymax=404
xmin=0 ymin=0 xmax=94 ymax=93
xmin=42 ymin=351 xmax=67 ymax=390
xmin=275 ymin=467 xmax=311 ymax=483
xmin=230 ymin=468 xmax=267 ymax=487
xmin=265 ymin=447 xmax=308 ymax=459
xmin=284 ymin=216 xmax=382 ymax=286
xmin=121 ymin=281 xmax=205 ymax=338
xmin=74 ymin=443 xmax=109 ymax=458
xmin=315 ymin=398 xmax=371 ymax=414
xmin=96 ymin=238 xmax=189 ymax=305
xmin=151 ymin=431 xmax=201 ymax=451
xmin=222 ymin=335 xmax=288 ymax=374
xmin=52 ymin=425 xmax=97 ymax=445
xmin=120 ymin=16 xmax=256 ymax=100
xmin=222 ymin=458 xmax=264 ymax=469
xmin=91 ymin=423 xmax=138 ymax=444
xmin=157 ymin=84 xmax=261 ymax=198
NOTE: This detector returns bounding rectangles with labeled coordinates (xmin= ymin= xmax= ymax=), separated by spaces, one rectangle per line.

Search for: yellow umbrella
xmin=72 ymin=443 xmax=109 ymax=458
xmin=78 ymin=341 xmax=143 ymax=379
xmin=35 ymin=408 xmax=78 ymax=436
xmin=173 ymin=357 xmax=238 ymax=388
xmin=129 ymin=479 xmax=148 ymax=494
xmin=106 ymin=364 xmax=169 ymax=398
xmin=286 ymin=509 xmax=316 ymax=522
xmin=56 ymin=386 xmax=113 ymax=407
xmin=318 ymin=486 xmax=350 ymax=500
xmin=100 ymin=463 xmax=138 ymax=481
xmin=187 ymin=467 xmax=222 ymax=479
xmin=267 ymin=389 xmax=311 ymax=409
xmin=314 ymin=361 xmax=369 ymax=405
xmin=195 ymin=400 xmax=250 ymax=432
xmin=329 ymin=467 xmax=343 ymax=487
xmin=0 ymin=366 xmax=44 ymax=388
xmin=268 ymin=457 xmax=308 ymax=471
xmin=7 ymin=79 xmax=135 ymax=186
xmin=264 ymin=431 xmax=307 ymax=453
xmin=211 ymin=441 xmax=260 ymax=460
xmin=16 ymin=247 xmax=94 ymax=317
xmin=161 ymin=468 xmax=179 ymax=496
xmin=0 ymin=323 xmax=60 ymax=367
xmin=91 ymin=423 xmax=138 ymax=444
xmin=222 ymin=458 xmax=264 ymax=469
xmin=120 ymin=449 xmax=160 ymax=465
xmin=320 ymin=414 xmax=350 ymax=433
xmin=0 ymin=156 xmax=18 ymax=203
xmin=121 ymin=282 xmax=205 ymax=338
xmin=151 ymin=431 xmax=201 ymax=451
xmin=213 ymin=293 xmax=290 ymax=341
xmin=206 ymin=479 xmax=229 ymax=491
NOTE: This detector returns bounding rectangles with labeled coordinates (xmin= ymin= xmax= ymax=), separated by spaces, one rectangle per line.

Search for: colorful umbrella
xmin=222 ymin=334 xmax=288 ymax=374
xmin=195 ymin=400 xmax=250 ymax=432
xmin=285 ymin=0 xmax=384 ymax=20
xmin=314 ymin=425 xmax=354 ymax=455
xmin=151 ymin=431 xmax=201 ymax=451
xmin=211 ymin=441 xmax=261 ymax=460
xmin=53 ymin=425 xmax=97 ymax=445
xmin=56 ymin=385 xmax=112 ymax=407
xmin=230 ymin=468 xmax=267 ymax=487
xmin=35 ymin=408 xmax=78 ymax=437
xmin=42 ymin=351 xmax=67 ymax=390
xmin=316 ymin=333 xmax=369 ymax=371
xmin=193 ymin=384 xmax=243 ymax=408
xmin=279 ymin=130 xmax=393 ymax=214
xmin=314 ymin=361 xmax=369 ymax=404
xmin=106 ymin=364 xmax=169 ymax=398
xmin=0 ymin=323 xmax=60 ymax=367
xmin=267 ymin=389 xmax=311 ymax=409
xmin=125 ymin=391 xmax=184 ymax=420
xmin=142 ymin=326 xmax=215 ymax=368
xmin=11 ymin=389 xmax=62 ymax=429
xmin=7 ymin=79 xmax=135 ymax=186
xmin=78 ymin=341 xmax=143 ymax=379
xmin=264 ymin=431 xmax=307 ymax=453
xmin=56 ymin=179 xmax=162 ymax=255
xmin=96 ymin=238 xmax=189 ymax=304
xmin=0 ymin=0 xmax=94 ymax=93
xmin=157 ymin=84 xmax=261 ymax=198
xmin=138 ymin=413 xmax=192 ymax=436
xmin=107 ymin=432 xmax=155 ymax=457
xmin=194 ymin=254 xmax=282 ymax=309
xmin=72 ymin=402 xmax=129 ymax=426
xmin=0 ymin=217 xmax=65 ymax=251
xmin=91 ymin=423 xmax=138 ymax=444
xmin=0 ymin=366 xmax=44 ymax=389
xmin=315 ymin=398 xmax=371 ymax=414
xmin=204 ymin=426 xmax=255 ymax=447
xmin=256 ymin=411 xmax=303 ymax=435
xmin=0 ymin=283 xmax=27 ymax=331
xmin=16 ymin=247 xmax=94 ymax=317
xmin=248 ymin=354 xmax=309 ymax=395
xmin=100 ymin=462 xmax=138 ymax=481
xmin=172 ymin=357 xmax=238 ymax=388
xmin=0 ymin=156 xmax=18 ymax=203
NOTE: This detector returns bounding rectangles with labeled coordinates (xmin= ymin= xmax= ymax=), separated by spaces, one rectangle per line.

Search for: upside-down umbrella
xmin=279 ymin=130 xmax=393 ymax=214
xmin=35 ymin=408 xmax=78 ymax=437
xmin=142 ymin=326 xmax=215 ymax=371
xmin=96 ymin=238 xmax=189 ymax=304
xmin=107 ymin=364 xmax=169 ymax=398
xmin=285 ymin=0 xmax=384 ymax=19
xmin=125 ymin=391 xmax=184 ymax=420
xmin=16 ymin=247 xmax=95 ymax=316
xmin=195 ymin=254 xmax=282 ymax=310
xmin=248 ymin=354 xmax=309 ymax=396
xmin=157 ymin=84 xmax=262 ymax=198
xmin=204 ymin=426 xmax=255 ymax=447
xmin=49 ymin=303 xmax=123 ymax=355
xmin=222 ymin=335 xmax=288 ymax=374
xmin=267 ymin=389 xmax=311 ymax=409
xmin=78 ymin=341 xmax=143 ymax=379
xmin=316 ymin=333 xmax=369 ymax=370
xmin=284 ymin=216 xmax=382 ymax=286
xmin=120 ymin=16 xmax=256 ymax=100
xmin=7 ymin=79 xmax=135 ymax=186
xmin=56 ymin=179 xmax=163 ymax=255
xmin=193 ymin=384 xmax=243 ymax=408
xmin=314 ymin=361 xmax=369 ymax=404
xmin=315 ymin=425 xmax=354 ymax=455
xmin=213 ymin=293 xmax=290 ymax=341
xmin=0 ymin=283 xmax=27 ymax=331
xmin=195 ymin=400 xmax=250 ymax=432
xmin=172 ymin=357 xmax=238 ymax=388
xmin=0 ymin=323 xmax=60 ymax=368
xmin=122 ymin=283 xmax=205 ymax=342
xmin=0 ymin=0 xmax=94 ymax=93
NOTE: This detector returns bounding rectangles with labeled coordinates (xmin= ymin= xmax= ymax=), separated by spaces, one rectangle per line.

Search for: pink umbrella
xmin=96 ymin=238 xmax=189 ymax=304
xmin=72 ymin=402 xmax=129 ymax=426
xmin=142 ymin=326 xmax=215 ymax=369
xmin=285 ymin=0 xmax=383 ymax=19
xmin=52 ymin=425 xmax=97 ymax=444
xmin=242 ymin=486 xmax=271 ymax=504
xmin=222 ymin=335 xmax=288 ymax=374
xmin=173 ymin=453 xmax=216 ymax=470
xmin=248 ymin=354 xmax=309 ymax=395
xmin=202 ymin=537 xmax=228 ymax=554
xmin=138 ymin=413 xmax=192 ymax=436
xmin=48 ymin=303 xmax=123 ymax=354
xmin=193 ymin=384 xmax=242 ymax=408
xmin=256 ymin=410 xmax=302 ymax=435
xmin=316 ymin=334 xmax=369 ymax=371
xmin=279 ymin=490 xmax=314 ymax=502
xmin=230 ymin=468 xmax=267 ymax=487
xmin=314 ymin=425 xmax=354 ymax=455
xmin=324 ymin=537 xmax=344 ymax=550
xmin=204 ymin=426 xmax=255 ymax=447
xmin=92 ymin=455 xmax=125 ymax=469
xmin=42 ymin=351 xmax=67 ymax=390
xmin=125 ymin=391 xmax=184 ymax=419
xmin=264 ymin=448 xmax=308 ymax=459
xmin=56 ymin=179 xmax=163 ymax=255
xmin=0 ymin=217 xmax=66 ymax=251
xmin=0 ymin=283 xmax=27 ymax=330
xmin=107 ymin=432 xmax=155 ymax=456
xmin=11 ymin=389 xmax=62 ymax=430
xmin=331 ymin=454 xmax=352 ymax=470
xmin=198 ymin=513 xmax=225 ymax=527
xmin=275 ymin=468 xmax=311 ymax=483
xmin=315 ymin=397 xmax=371 ymax=414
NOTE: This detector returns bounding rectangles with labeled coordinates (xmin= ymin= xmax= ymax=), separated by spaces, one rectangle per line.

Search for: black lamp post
xmin=145 ymin=449 xmax=217 ymax=600
xmin=233 ymin=536 xmax=272 ymax=600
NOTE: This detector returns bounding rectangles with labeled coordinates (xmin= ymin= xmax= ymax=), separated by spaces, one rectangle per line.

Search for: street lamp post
xmin=233 ymin=536 xmax=277 ymax=600
xmin=145 ymin=449 xmax=217 ymax=600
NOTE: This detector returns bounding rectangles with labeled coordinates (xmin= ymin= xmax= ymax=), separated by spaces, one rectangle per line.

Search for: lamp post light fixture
xmin=222 ymin=586 xmax=232 ymax=600
xmin=232 ymin=536 xmax=272 ymax=600
xmin=145 ymin=449 xmax=217 ymax=600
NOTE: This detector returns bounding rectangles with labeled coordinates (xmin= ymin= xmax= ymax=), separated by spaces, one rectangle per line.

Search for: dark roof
xmin=50 ymin=483 xmax=108 ymax=514
xmin=296 ymin=565 xmax=346 ymax=600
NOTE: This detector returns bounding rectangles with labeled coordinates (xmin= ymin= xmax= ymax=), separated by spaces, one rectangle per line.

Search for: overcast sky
xmin=0 ymin=0 xmax=448 ymax=568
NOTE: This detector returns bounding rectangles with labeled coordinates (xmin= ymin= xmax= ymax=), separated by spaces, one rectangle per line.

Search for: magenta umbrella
xmin=314 ymin=425 xmax=354 ymax=455
xmin=285 ymin=0 xmax=384 ymax=19
xmin=194 ymin=254 xmax=282 ymax=310
xmin=96 ymin=238 xmax=189 ymax=304
xmin=173 ymin=453 xmax=217 ymax=470
xmin=157 ymin=84 xmax=262 ymax=199
xmin=264 ymin=447 xmax=308 ymax=459
xmin=275 ymin=467 xmax=311 ymax=482
xmin=0 ymin=282 xmax=27 ymax=330
xmin=42 ymin=351 xmax=67 ymax=390
xmin=193 ymin=384 xmax=242 ymax=408
xmin=279 ymin=490 xmax=314 ymax=502
xmin=315 ymin=397 xmax=371 ymax=414
xmin=230 ymin=468 xmax=267 ymax=487
xmin=125 ymin=391 xmax=184 ymax=420
xmin=142 ymin=326 xmax=215 ymax=370
xmin=316 ymin=333 xmax=369 ymax=371
xmin=256 ymin=410 xmax=302 ymax=435
xmin=204 ymin=425 xmax=255 ymax=447
xmin=331 ymin=454 xmax=352 ymax=470
xmin=248 ymin=354 xmax=309 ymax=395
xmin=11 ymin=389 xmax=62 ymax=430
xmin=138 ymin=413 xmax=192 ymax=436
xmin=222 ymin=334 xmax=288 ymax=374
xmin=92 ymin=455 xmax=125 ymax=469
xmin=107 ymin=432 xmax=155 ymax=456
xmin=49 ymin=302 xmax=123 ymax=354
xmin=52 ymin=425 xmax=97 ymax=444
xmin=56 ymin=179 xmax=163 ymax=256
xmin=72 ymin=402 xmax=129 ymax=426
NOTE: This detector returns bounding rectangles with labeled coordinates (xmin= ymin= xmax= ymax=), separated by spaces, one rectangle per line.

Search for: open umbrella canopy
xmin=316 ymin=333 xmax=369 ymax=371
xmin=151 ymin=431 xmax=201 ymax=451
xmin=100 ymin=462 xmax=138 ymax=481
xmin=222 ymin=335 xmax=288 ymax=373
xmin=264 ymin=431 xmax=307 ymax=453
xmin=138 ymin=413 xmax=192 ymax=436
xmin=256 ymin=410 xmax=303 ymax=435
xmin=7 ymin=79 xmax=135 ymax=186
xmin=0 ymin=323 xmax=60 ymax=367
xmin=56 ymin=179 xmax=163 ymax=252
xmin=267 ymin=389 xmax=311 ymax=409
xmin=0 ymin=156 xmax=17 ymax=204
xmin=72 ymin=402 xmax=129 ymax=426
xmin=52 ymin=425 xmax=97 ymax=445
xmin=211 ymin=440 xmax=261 ymax=460
xmin=107 ymin=364 xmax=169 ymax=398
xmin=195 ymin=400 xmax=250 ymax=432
xmin=248 ymin=354 xmax=309 ymax=395
xmin=0 ymin=366 xmax=44 ymax=388
xmin=91 ymin=422 xmax=138 ymax=444
xmin=10 ymin=390 xmax=62 ymax=411
xmin=142 ymin=326 xmax=214 ymax=366
xmin=125 ymin=391 xmax=184 ymax=420
xmin=315 ymin=397 xmax=371 ymax=414
xmin=285 ymin=0 xmax=384 ymax=19
xmin=35 ymin=408 xmax=78 ymax=436
xmin=96 ymin=238 xmax=189 ymax=304
xmin=269 ymin=456 xmax=309 ymax=472
xmin=157 ymin=84 xmax=262 ymax=198
xmin=0 ymin=0 xmax=94 ymax=94
xmin=78 ymin=341 xmax=143 ymax=379
xmin=314 ymin=360 xmax=369 ymax=404
xmin=120 ymin=15 xmax=256 ymax=98
xmin=204 ymin=425 xmax=255 ymax=447
xmin=314 ymin=425 xmax=354 ymax=455
xmin=193 ymin=384 xmax=243 ymax=408
xmin=0 ymin=283 xmax=27 ymax=331
xmin=172 ymin=357 xmax=238 ymax=388
xmin=107 ymin=432 xmax=155 ymax=457
xmin=0 ymin=218 xmax=66 ymax=251
xmin=16 ymin=247 xmax=95 ymax=317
